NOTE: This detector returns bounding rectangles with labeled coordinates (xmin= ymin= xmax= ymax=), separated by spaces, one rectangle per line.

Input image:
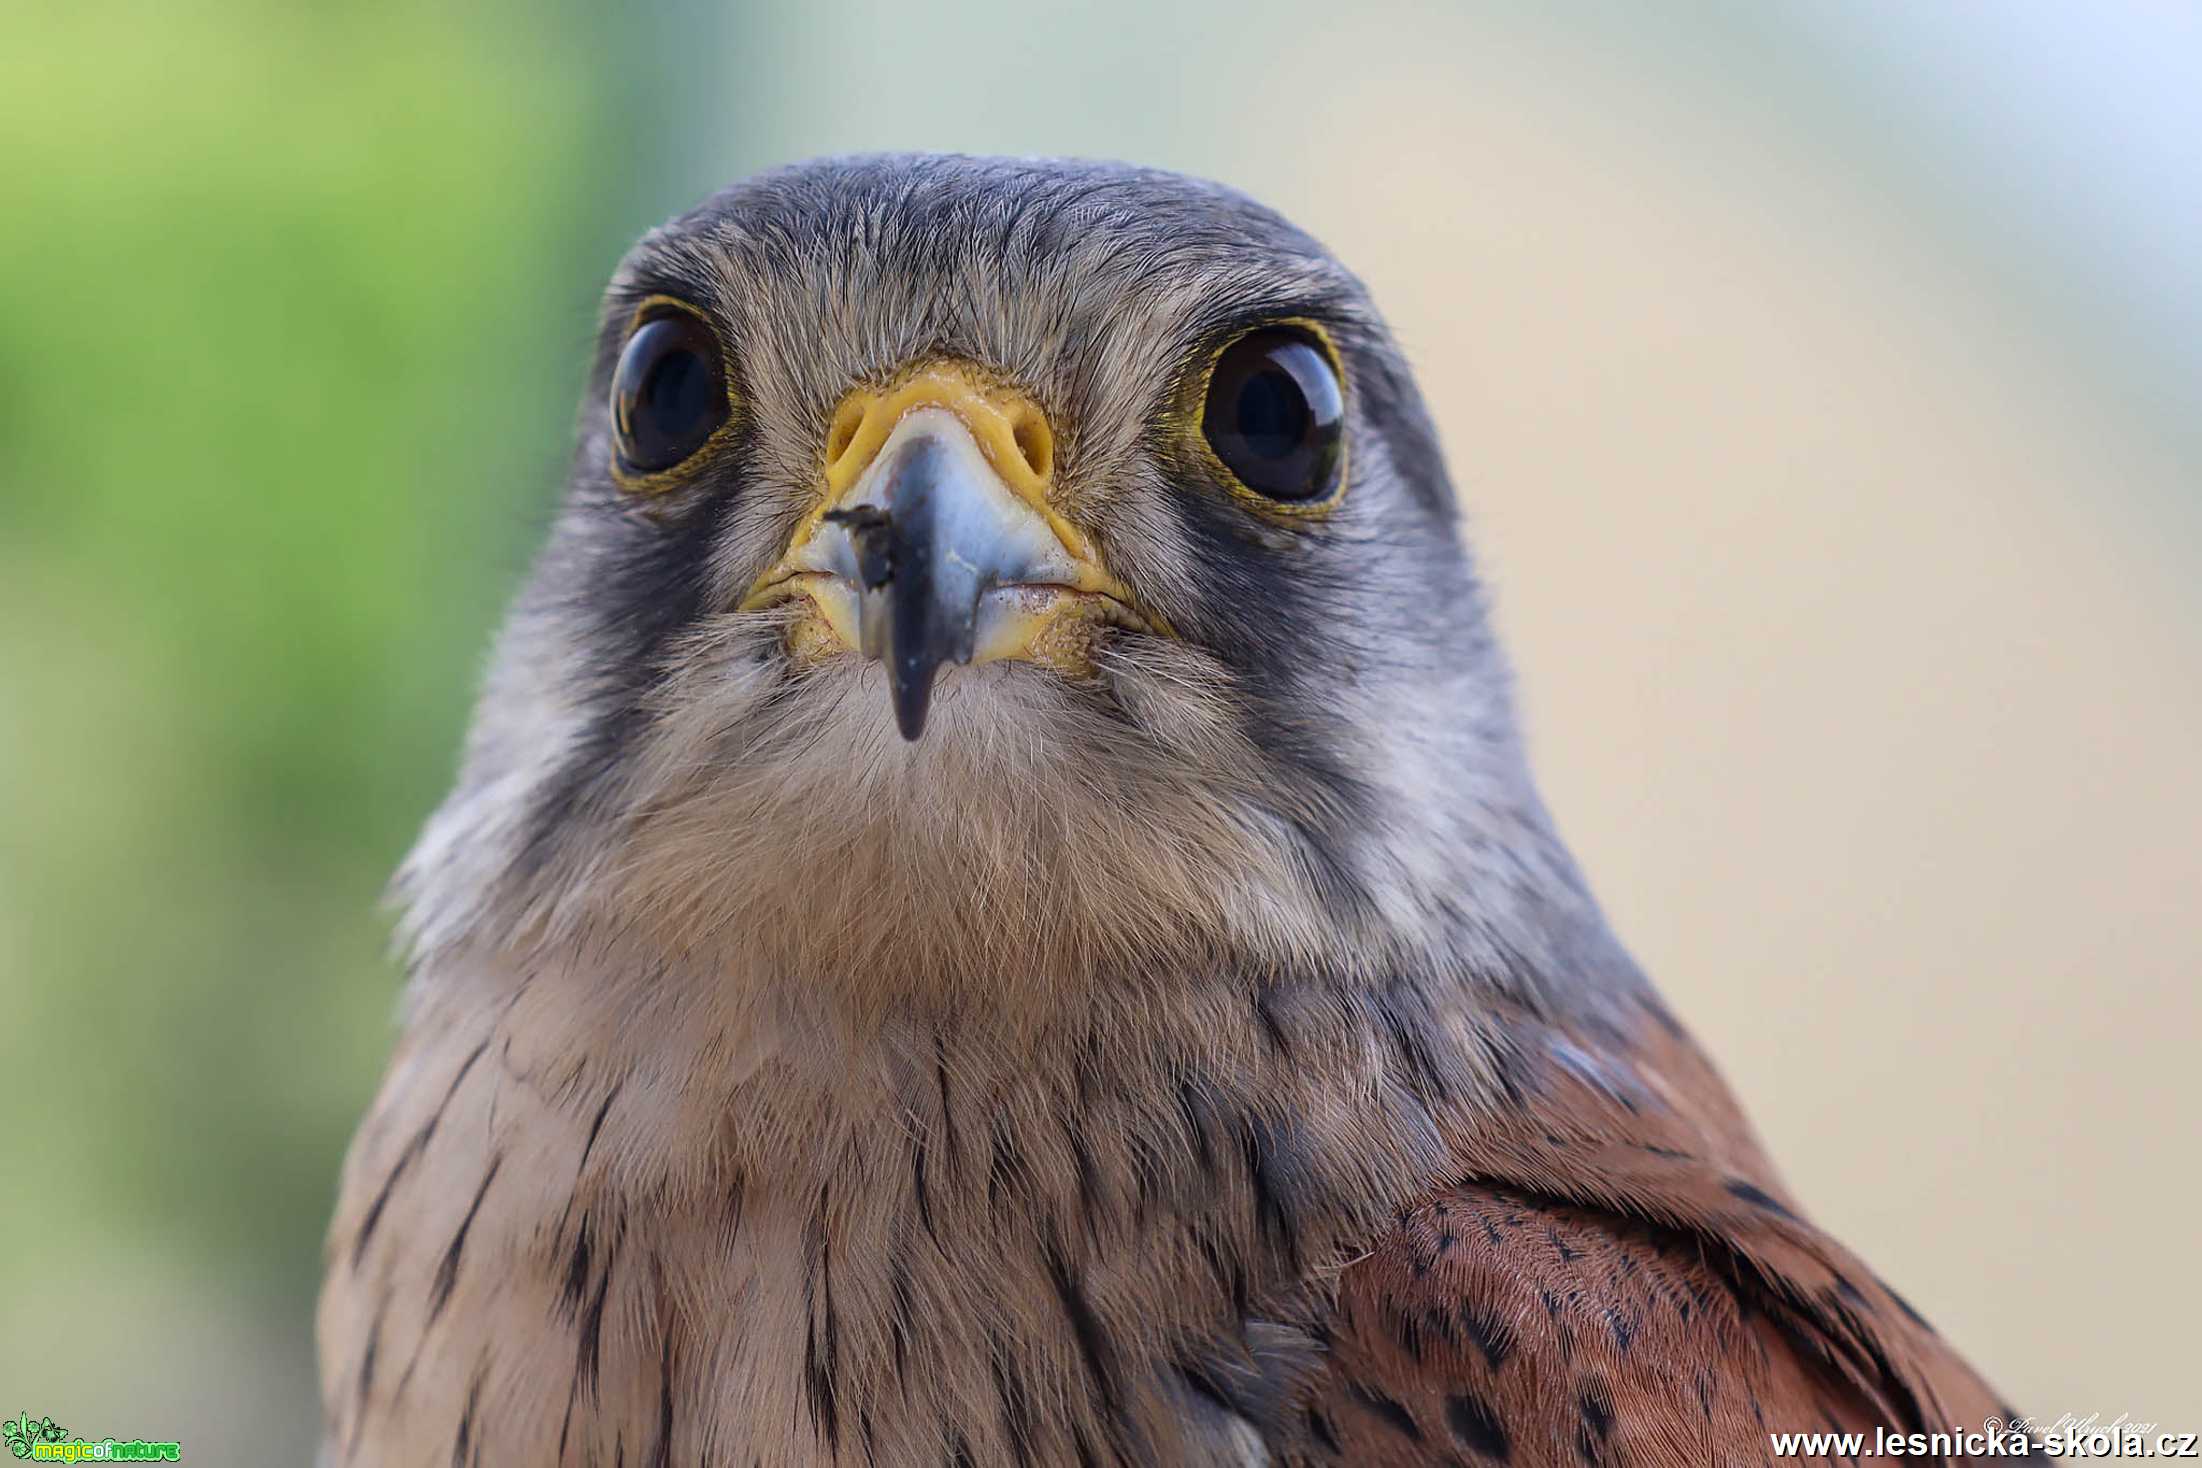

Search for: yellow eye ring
xmin=1185 ymin=316 xmax=1350 ymax=517
xmin=608 ymin=295 xmax=741 ymax=495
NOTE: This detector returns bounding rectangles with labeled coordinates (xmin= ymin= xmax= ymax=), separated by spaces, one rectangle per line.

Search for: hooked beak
xmin=741 ymin=364 xmax=1152 ymax=739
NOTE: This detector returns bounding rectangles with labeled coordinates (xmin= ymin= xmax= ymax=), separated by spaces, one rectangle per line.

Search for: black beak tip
xmin=889 ymin=660 xmax=936 ymax=741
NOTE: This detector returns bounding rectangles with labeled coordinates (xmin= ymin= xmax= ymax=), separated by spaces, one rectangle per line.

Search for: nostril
xmin=826 ymin=400 xmax=865 ymax=470
xmin=1011 ymin=407 xmax=1054 ymax=480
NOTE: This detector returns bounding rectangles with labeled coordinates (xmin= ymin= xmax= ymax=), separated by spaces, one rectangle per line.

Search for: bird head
xmin=403 ymin=157 xmax=1607 ymax=1006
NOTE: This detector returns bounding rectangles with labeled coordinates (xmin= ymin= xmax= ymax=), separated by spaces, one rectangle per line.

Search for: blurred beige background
xmin=4 ymin=0 xmax=2195 ymax=1454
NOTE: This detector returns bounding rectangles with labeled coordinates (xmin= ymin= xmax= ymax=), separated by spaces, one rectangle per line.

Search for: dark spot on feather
xmin=911 ymin=1134 xmax=937 ymax=1241
xmin=578 ymin=1079 xmax=622 ymax=1172
xmin=1462 ymin=1304 xmax=1513 ymax=1372
xmin=1245 ymin=1114 xmax=1318 ymax=1265
xmin=1877 ymin=1274 xmax=1936 ymax=1332
xmin=1348 ymin=1383 xmax=1421 ymax=1441
xmin=1175 ymin=1356 xmax=1233 ymax=1416
xmin=1724 ymin=1178 xmax=1799 ymax=1221
xmin=1447 ymin=1391 xmax=1511 ymax=1460
xmin=1393 ymin=1303 xmax=1432 ymax=1358
xmin=551 ymin=1078 xmax=626 ymax=1245
xmin=803 ymin=1184 xmax=840 ymax=1448
xmin=1580 ymin=1384 xmax=1613 ymax=1442
xmin=1574 ymin=1382 xmax=1618 ymax=1465
xmin=648 ymin=1331 xmax=675 ymax=1468
xmin=561 ymin=1212 xmax=594 ymax=1315
xmin=1253 ymin=983 xmax=1293 ymax=1056
xmin=450 ymin=1369 xmax=483 ymax=1468
xmin=573 ymin=1223 xmax=620 ymax=1396
xmin=1044 ymin=1236 xmax=1122 ymax=1420
xmin=351 ymin=1037 xmax=490 ymax=1269
xmin=557 ymin=1371 xmax=582 ymax=1461
xmin=934 ymin=1036 xmax=961 ymax=1168
xmin=1175 ymin=1074 xmax=1219 ymax=1180
xmin=356 ymin=1293 xmax=386 ymax=1406
xmin=1375 ymin=982 xmax=1452 ymax=1099
xmin=428 ymin=1153 xmax=504 ymax=1322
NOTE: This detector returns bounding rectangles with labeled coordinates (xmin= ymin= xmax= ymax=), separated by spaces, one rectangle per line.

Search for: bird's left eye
xmin=611 ymin=311 xmax=729 ymax=477
xmin=1200 ymin=326 xmax=1346 ymax=504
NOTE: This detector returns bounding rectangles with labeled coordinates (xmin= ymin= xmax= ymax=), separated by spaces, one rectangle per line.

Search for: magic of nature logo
xmin=2 ymin=1413 xmax=180 ymax=1462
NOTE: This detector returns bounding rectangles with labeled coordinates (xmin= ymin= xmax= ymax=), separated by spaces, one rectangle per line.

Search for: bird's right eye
xmin=611 ymin=310 xmax=729 ymax=479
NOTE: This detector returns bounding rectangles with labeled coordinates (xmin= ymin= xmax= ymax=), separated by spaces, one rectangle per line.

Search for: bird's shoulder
xmin=1286 ymin=996 xmax=2011 ymax=1466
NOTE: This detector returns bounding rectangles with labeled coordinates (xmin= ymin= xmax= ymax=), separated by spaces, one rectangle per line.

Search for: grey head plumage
xmin=397 ymin=152 xmax=1634 ymax=1015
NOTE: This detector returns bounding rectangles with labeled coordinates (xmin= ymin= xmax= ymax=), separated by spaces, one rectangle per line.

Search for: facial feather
xmin=394 ymin=154 xmax=1624 ymax=1022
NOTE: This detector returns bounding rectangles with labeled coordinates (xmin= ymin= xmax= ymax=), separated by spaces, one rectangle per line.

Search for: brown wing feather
xmin=1289 ymin=993 xmax=2011 ymax=1466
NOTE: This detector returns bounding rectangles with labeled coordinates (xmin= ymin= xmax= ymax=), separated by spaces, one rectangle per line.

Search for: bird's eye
xmin=1200 ymin=326 xmax=1345 ymax=504
xmin=611 ymin=311 xmax=729 ymax=477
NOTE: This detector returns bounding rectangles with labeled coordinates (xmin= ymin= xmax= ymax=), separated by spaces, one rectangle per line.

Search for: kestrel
xmin=319 ymin=155 xmax=2011 ymax=1465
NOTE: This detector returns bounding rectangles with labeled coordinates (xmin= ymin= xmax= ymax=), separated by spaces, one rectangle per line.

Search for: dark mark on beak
xmin=824 ymin=506 xmax=897 ymax=593
xmin=826 ymin=439 xmax=994 ymax=742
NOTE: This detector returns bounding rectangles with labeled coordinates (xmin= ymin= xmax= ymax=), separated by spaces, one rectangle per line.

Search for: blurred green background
xmin=0 ymin=2 xmax=684 ymax=1454
xmin=4 ymin=0 xmax=2197 ymax=1456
